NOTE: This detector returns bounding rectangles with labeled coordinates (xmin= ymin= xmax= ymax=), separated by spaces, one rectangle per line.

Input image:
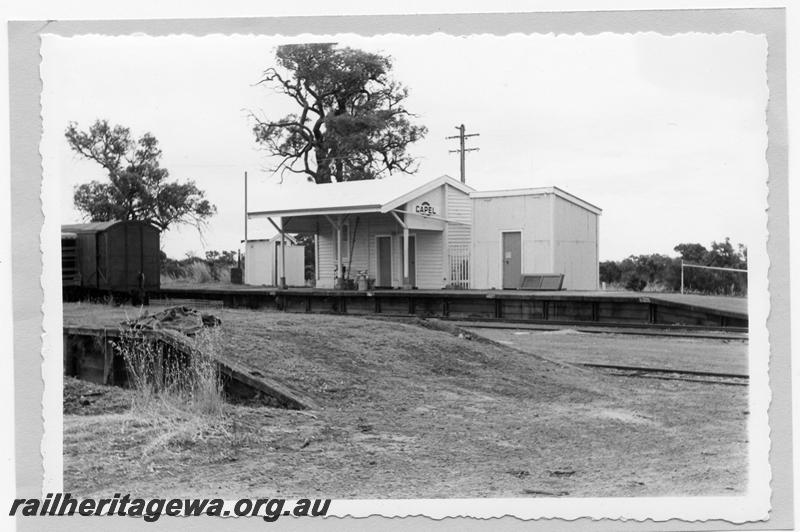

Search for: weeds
xmin=191 ymin=328 xmax=226 ymax=416
xmin=109 ymin=326 xmax=231 ymax=467
xmin=160 ymin=252 xmax=235 ymax=285
xmin=113 ymin=327 xmax=225 ymax=417
xmin=186 ymin=261 xmax=215 ymax=283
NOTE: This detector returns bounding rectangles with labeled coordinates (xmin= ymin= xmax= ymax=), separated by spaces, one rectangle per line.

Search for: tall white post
xmin=280 ymin=220 xmax=286 ymax=289
xmin=549 ymin=193 xmax=556 ymax=272
xmin=244 ymin=171 xmax=248 ymax=242
xmin=389 ymin=210 xmax=411 ymax=289
xmin=680 ymin=260 xmax=684 ymax=294
xmin=336 ymin=218 xmax=343 ymax=289
xmin=314 ymin=233 xmax=319 ymax=282
xmin=403 ymin=225 xmax=410 ymax=289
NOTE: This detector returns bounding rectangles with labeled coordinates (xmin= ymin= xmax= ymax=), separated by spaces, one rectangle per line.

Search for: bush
xmin=186 ymin=261 xmax=214 ymax=283
xmin=624 ymin=275 xmax=647 ymax=292
xmin=161 ymin=249 xmax=239 ymax=284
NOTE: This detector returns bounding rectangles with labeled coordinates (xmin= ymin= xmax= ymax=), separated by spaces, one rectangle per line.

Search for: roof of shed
xmin=244 ymin=233 xmax=298 ymax=245
xmin=248 ymin=174 xmax=473 ymax=218
xmin=61 ymin=221 xmax=120 ymax=233
xmin=61 ymin=220 xmax=160 ymax=234
xmin=470 ymin=186 xmax=602 ymax=214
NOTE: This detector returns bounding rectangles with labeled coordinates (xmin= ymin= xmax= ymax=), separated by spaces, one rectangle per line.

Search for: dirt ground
xmin=62 ymin=303 xmax=748 ymax=499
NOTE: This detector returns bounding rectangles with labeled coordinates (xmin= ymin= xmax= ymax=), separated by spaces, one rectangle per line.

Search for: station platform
xmin=153 ymin=285 xmax=748 ymax=330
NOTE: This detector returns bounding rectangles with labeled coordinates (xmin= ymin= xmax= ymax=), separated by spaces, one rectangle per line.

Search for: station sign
xmin=414 ymin=201 xmax=437 ymax=217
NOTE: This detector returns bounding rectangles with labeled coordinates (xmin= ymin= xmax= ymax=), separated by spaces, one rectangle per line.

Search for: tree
xmin=673 ymin=243 xmax=707 ymax=264
xmin=672 ymin=239 xmax=748 ymax=295
xmin=599 ymin=260 xmax=622 ymax=285
xmin=65 ymin=120 xmax=216 ymax=233
xmin=251 ymin=43 xmax=428 ymax=183
xmin=614 ymin=254 xmax=680 ymax=292
xmin=708 ymin=238 xmax=747 ymax=269
xmin=674 ymin=239 xmax=747 ymax=270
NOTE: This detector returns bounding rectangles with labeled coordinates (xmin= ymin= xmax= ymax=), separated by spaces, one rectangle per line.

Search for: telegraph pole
xmin=446 ymin=124 xmax=480 ymax=183
xmin=244 ymin=171 xmax=248 ymax=244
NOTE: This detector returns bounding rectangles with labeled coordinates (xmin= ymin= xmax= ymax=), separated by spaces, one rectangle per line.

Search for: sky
xmin=41 ymin=31 xmax=768 ymax=261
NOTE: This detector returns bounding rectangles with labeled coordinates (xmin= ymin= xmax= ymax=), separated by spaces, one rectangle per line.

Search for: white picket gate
xmin=447 ymin=244 xmax=470 ymax=289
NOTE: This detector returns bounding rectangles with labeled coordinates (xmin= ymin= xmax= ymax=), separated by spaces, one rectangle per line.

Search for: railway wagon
xmin=61 ymin=220 xmax=160 ymax=303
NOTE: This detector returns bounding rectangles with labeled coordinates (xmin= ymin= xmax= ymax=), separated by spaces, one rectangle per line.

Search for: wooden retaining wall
xmin=154 ymin=288 xmax=748 ymax=330
xmin=63 ymin=326 xmax=316 ymax=410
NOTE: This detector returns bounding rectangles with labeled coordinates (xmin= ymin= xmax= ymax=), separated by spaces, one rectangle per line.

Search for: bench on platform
xmin=519 ymin=273 xmax=564 ymax=291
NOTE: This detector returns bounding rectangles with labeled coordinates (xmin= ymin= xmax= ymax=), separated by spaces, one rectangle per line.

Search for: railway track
xmin=582 ymin=363 xmax=748 ymax=386
xmin=448 ymin=320 xmax=747 ymax=341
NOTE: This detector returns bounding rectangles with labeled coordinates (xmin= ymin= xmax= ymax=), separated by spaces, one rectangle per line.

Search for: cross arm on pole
xmin=446 ymin=123 xmax=480 ymax=183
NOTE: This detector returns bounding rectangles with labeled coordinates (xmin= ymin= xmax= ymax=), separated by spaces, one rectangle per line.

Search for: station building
xmin=248 ymin=174 xmax=601 ymax=290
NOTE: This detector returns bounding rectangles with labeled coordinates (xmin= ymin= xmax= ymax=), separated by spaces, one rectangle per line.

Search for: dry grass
xmin=186 ymin=261 xmax=214 ymax=283
xmin=89 ymin=318 xmax=230 ymax=474
xmin=161 ymin=261 xmax=232 ymax=286
xmin=112 ymin=327 xmax=225 ymax=417
xmin=64 ymin=376 xmax=132 ymax=416
xmin=63 ymin=303 xmax=748 ymax=499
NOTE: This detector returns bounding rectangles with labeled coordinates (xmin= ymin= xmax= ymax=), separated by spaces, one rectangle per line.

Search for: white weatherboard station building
xmin=248 ymin=174 xmax=601 ymax=290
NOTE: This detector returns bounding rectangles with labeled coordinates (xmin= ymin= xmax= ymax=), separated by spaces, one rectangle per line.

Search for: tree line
xmin=600 ymin=238 xmax=748 ymax=295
